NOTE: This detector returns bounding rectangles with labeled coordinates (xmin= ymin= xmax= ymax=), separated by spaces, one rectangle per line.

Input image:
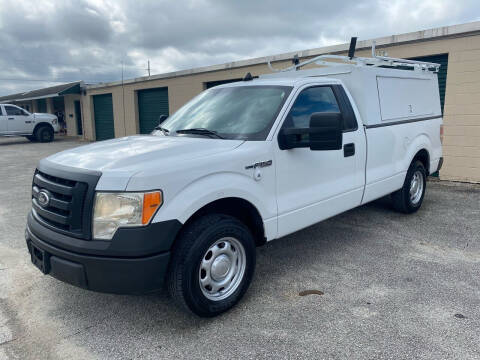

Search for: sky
xmin=0 ymin=0 xmax=479 ymax=96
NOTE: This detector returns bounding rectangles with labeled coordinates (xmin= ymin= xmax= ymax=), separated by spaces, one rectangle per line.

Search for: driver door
xmin=274 ymin=84 xmax=366 ymax=237
xmin=5 ymin=105 xmax=33 ymax=134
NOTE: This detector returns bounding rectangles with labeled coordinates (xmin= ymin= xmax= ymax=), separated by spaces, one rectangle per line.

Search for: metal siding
xmin=138 ymin=88 xmax=169 ymax=134
xmin=93 ymin=94 xmax=115 ymax=141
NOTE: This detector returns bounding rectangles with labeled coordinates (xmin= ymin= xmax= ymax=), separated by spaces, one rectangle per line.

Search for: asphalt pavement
xmin=0 ymin=136 xmax=479 ymax=359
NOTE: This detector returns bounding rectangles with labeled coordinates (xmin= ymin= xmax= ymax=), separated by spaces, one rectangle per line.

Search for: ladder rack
xmin=268 ymin=41 xmax=441 ymax=73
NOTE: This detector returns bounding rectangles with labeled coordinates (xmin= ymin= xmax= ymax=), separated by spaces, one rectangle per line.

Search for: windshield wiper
xmin=154 ymin=126 xmax=170 ymax=136
xmin=175 ymin=128 xmax=224 ymax=139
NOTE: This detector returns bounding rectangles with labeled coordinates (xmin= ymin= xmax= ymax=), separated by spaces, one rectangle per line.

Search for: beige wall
xmin=84 ymin=34 xmax=480 ymax=183
xmin=63 ymin=94 xmax=82 ymax=136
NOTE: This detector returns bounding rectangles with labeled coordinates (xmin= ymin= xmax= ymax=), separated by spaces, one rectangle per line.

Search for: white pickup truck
xmin=25 ymin=48 xmax=443 ymax=317
xmin=0 ymin=104 xmax=59 ymax=142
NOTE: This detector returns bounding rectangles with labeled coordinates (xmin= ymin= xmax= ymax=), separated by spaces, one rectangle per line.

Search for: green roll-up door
xmin=409 ymin=54 xmax=448 ymax=113
xmin=93 ymin=94 xmax=115 ymax=141
xmin=37 ymin=99 xmax=47 ymax=113
xmin=138 ymin=88 xmax=169 ymax=134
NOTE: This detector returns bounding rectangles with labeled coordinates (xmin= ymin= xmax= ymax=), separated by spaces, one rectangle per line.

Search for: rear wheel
xmin=391 ymin=160 xmax=427 ymax=213
xmin=35 ymin=126 xmax=54 ymax=143
xmin=167 ymin=214 xmax=256 ymax=317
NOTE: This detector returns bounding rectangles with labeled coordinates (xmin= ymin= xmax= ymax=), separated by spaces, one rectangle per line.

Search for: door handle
xmin=344 ymin=143 xmax=355 ymax=157
xmin=8 ymin=117 xmax=15 ymax=120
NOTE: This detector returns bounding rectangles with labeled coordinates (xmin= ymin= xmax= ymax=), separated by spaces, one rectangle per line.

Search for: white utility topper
xmin=26 ymin=40 xmax=443 ymax=317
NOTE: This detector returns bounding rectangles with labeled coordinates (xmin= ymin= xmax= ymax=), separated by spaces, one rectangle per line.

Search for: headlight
xmin=93 ymin=191 xmax=162 ymax=240
xmin=52 ymin=118 xmax=58 ymax=125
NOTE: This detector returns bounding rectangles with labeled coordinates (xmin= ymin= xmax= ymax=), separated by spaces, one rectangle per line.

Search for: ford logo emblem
xmin=37 ymin=191 xmax=50 ymax=208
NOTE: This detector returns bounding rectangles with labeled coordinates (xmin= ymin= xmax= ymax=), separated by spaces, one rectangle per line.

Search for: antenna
xmin=147 ymin=60 xmax=151 ymax=77
xmin=348 ymin=37 xmax=357 ymax=59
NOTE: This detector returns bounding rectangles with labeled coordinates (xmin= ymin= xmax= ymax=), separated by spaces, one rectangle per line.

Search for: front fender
xmin=152 ymin=171 xmax=277 ymax=234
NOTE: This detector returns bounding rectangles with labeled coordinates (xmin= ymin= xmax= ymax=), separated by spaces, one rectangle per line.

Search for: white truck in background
xmin=25 ymin=42 xmax=443 ymax=317
xmin=0 ymin=104 xmax=59 ymax=142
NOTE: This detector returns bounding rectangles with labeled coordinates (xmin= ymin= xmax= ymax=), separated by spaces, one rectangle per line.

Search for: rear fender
xmin=401 ymin=133 xmax=432 ymax=175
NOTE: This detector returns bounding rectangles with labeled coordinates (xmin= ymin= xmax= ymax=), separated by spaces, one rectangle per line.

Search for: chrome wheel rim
xmin=409 ymin=170 xmax=424 ymax=205
xmin=199 ymin=237 xmax=246 ymax=301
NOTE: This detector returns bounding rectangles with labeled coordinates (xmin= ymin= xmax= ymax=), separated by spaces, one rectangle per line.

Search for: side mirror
xmin=157 ymin=114 xmax=168 ymax=124
xmin=309 ymin=112 xmax=343 ymax=151
xmin=278 ymin=112 xmax=343 ymax=151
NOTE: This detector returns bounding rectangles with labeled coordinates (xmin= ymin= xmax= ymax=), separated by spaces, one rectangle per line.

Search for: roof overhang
xmin=0 ymin=82 xmax=83 ymax=103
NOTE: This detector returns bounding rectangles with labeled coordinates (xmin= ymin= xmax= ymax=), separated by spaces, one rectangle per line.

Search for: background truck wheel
xmin=391 ymin=160 xmax=427 ymax=213
xmin=167 ymin=214 xmax=256 ymax=317
xmin=25 ymin=135 xmax=36 ymax=142
xmin=35 ymin=126 xmax=54 ymax=143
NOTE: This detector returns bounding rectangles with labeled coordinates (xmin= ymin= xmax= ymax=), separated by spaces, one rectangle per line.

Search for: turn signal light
xmin=142 ymin=191 xmax=163 ymax=225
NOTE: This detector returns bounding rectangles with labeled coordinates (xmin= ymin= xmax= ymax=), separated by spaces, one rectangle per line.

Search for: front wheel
xmin=35 ymin=126 xmax=54 ymax=143
xmin=391 ymin=160 xmax=427 ymax=213
xmin=167 ymin=214 xmax=256 ymax=317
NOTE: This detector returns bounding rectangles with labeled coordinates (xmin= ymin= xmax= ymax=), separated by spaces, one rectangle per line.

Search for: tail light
xmin=440 ymin=125 xmax=444 ymax=144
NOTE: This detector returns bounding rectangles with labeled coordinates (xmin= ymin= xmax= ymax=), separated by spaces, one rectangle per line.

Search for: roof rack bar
xmin=267 ymin=40 xmax=441 ymax=73
xmin=370 ymin=40 xmax=440 ymax=71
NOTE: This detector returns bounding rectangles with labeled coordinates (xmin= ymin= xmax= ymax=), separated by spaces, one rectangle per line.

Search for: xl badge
xmin=37 ymin=190 xmax=51 ymax=208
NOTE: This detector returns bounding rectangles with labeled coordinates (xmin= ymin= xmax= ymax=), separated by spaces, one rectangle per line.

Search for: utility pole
xmin=147 ymin=60 xmax=151 ymax=77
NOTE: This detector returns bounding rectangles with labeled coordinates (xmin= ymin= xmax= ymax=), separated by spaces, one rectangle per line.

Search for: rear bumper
xmin=25 ymin=214 xmax=180 ymax=294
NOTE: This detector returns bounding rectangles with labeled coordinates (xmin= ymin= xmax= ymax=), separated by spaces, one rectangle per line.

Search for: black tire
xmin=391 ymin=160 xmax=427 ymax=213
xmin=35 ymin=126 xmax=54 ymax=143
xmin=25 ymin=135 xmax=36 ymax=142
xmin=167 ymin=214 xmax=256 ymax=317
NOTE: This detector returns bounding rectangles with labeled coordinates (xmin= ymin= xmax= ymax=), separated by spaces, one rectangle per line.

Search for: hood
xmin=34 ymin=113 xmax=57 ymax=119
xmin=44 ymin=135 xmax=244 ymax=173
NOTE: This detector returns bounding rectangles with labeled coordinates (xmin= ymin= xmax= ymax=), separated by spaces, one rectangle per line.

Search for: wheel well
xmin=181 ymin=197 xmax=266 ymax=247
xmin=33 ymin=122 xmax=54 ymax=134
xmin=413 ymin=149 xmax=430 ymax=175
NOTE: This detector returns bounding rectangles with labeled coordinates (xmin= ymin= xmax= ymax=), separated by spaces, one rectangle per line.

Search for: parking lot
xmin=0 ymin=136 xmax=479 ymax=359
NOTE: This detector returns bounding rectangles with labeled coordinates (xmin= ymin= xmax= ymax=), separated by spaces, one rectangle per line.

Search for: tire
xmin=391 ymin=160 xmax=427 ymax=213
xmin=35 ymin=126 xmax=54 ymax=143
xmin=167 ymin=214 xmax=256 ymax=317
xmin=25 ymin=135 xmax=36 ymax=142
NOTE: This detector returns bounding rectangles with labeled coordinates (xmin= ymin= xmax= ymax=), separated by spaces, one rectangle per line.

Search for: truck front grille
xmin=31 ymin=168 xmax=99 ymax=239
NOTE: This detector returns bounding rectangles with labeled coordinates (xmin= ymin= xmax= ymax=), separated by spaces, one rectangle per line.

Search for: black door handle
xmin=8 ymin=117 xmax=15 ymax=120
xmin=344 ymin=143 xmax=355 ymax=157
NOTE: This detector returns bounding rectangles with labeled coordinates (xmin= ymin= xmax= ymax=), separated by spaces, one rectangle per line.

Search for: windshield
xmin=156 ymin=85 xmax=292 ymax=140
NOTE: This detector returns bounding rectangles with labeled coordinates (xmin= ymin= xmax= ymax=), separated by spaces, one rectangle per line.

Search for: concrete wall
xmin=83 ymin=33 xmax=480 ymax=183
xmin=63 ymin=94 xmax=82 ymax=136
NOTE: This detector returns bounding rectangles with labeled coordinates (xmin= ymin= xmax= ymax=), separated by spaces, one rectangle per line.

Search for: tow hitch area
xmin=29 ymin=241 xmax=50 ymax=274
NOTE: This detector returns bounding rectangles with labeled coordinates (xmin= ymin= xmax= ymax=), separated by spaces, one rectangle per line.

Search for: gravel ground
xmin=0 ymin=136 xmax=479 ymax=360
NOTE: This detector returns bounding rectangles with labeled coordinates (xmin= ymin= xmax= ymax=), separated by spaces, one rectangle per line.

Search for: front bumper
xmin=26 ymin=212 xmax=181 ymax=294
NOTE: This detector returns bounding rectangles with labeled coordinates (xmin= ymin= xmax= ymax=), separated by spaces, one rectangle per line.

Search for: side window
xmin=283 ymin=86 xmax=340 ymax=129
xmin=5 ymin=106 xmax=25 ymax=116
xmin=333 ymin=85 xmax=358 ymax=132
xmin=0 ymin=106 xmax=4 ymax=116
